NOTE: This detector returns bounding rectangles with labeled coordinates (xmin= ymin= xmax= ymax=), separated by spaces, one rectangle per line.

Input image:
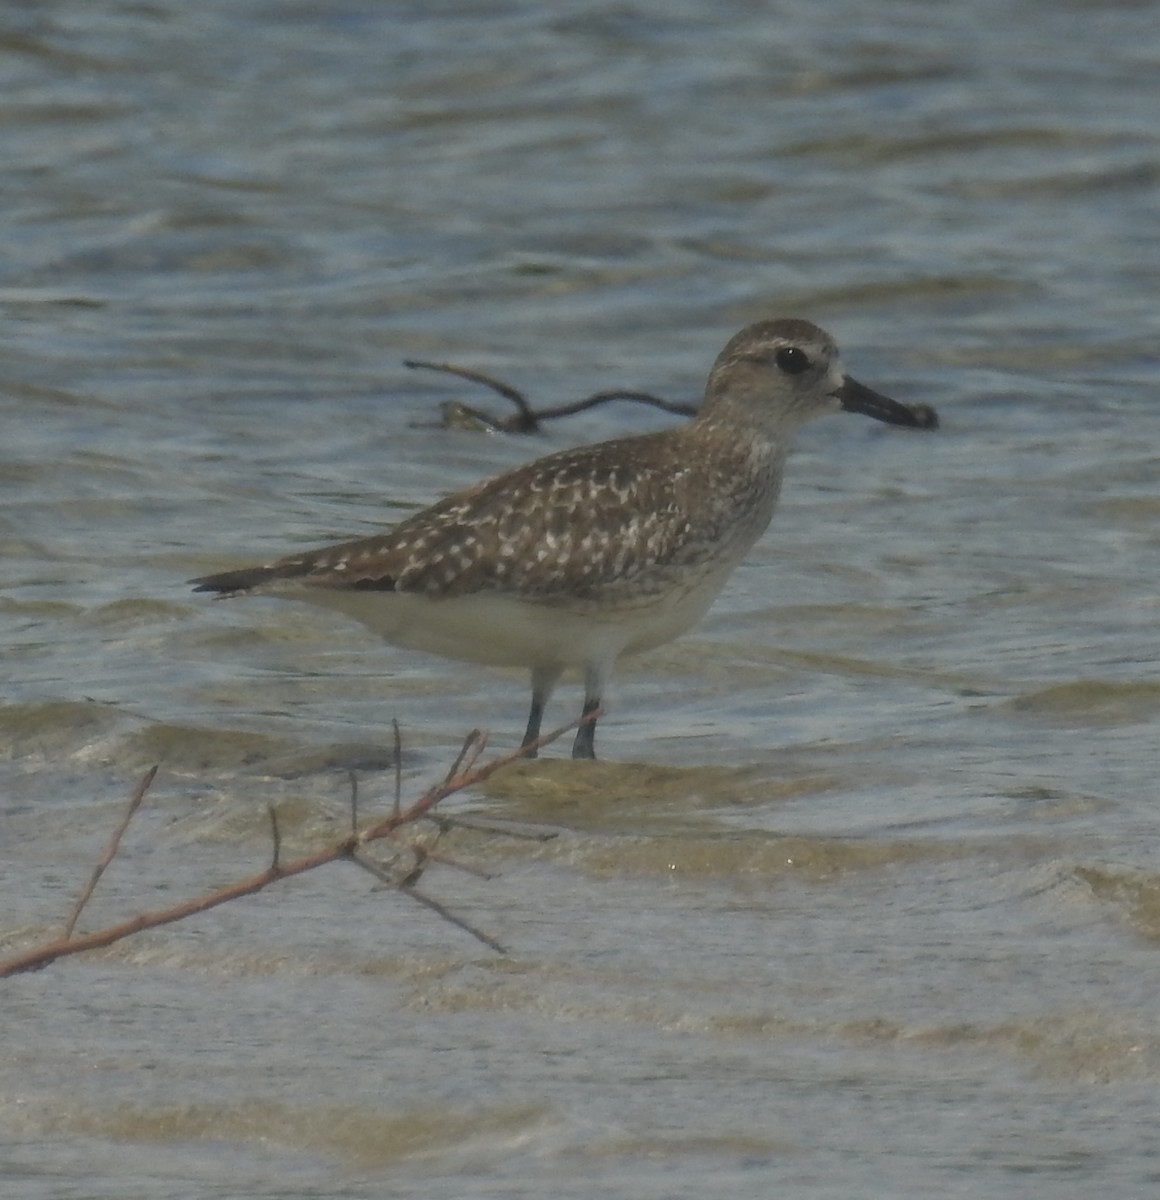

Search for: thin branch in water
xmin=63 ymin=764 xmax=158 ymax=939
xmin=441 ymin=728 xmax=486 ymax=788
xmin=404 ymin=359 xmax=695 ymax=434
xmin=267 ymin=804 xmax=282 ymax=874
xmin=398 ymin=842 xmax=495 ymax=881
xmin=391 ymin=718 xmax=402 ymax=819
xmin=456 ymin=729 xmax=488 ymax=778
xmin=350 ymin=848 xmax=506 ymax=954
xmin=0 ymin=711 xmax=589 ymax=979
xmin=533 ymin=389 xmax=696 ymax=422
xmin=376 ymin=817 xmax=494 ymax=880
xmin=348 ymin=770 xmax=359 ymax=836
xmin=403 ymin=358 xmax=533 ymax=415
xmin=399 ymin=883 xmax=508 ymax=955
xmin=398 ymin=878 xmax=508 ymax=950
xmin=433 ymin=814 xmax=558 ymax=843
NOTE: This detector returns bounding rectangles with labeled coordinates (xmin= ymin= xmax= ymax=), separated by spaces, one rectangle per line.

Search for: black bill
xmin=836 ymin=375 xmax=939 ymax=430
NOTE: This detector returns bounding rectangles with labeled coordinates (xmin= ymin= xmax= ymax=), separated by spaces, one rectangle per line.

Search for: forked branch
xmin=0 ymin=712 xmax=596 ymax=979
xmin=404 ymin=358 xmax=696 ymax=434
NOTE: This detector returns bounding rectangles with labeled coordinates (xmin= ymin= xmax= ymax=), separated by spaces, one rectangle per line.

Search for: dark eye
xmin=774 ymin=346 xmax=811 ymax=375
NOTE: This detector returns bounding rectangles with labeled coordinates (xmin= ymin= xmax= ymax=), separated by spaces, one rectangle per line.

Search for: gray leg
xmin=522 ymin=664 xmax=562 ymax=757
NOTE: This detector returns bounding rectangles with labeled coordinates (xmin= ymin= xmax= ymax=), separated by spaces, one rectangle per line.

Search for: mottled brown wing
xmin=192 ymin=431 xmax=736 ymax=601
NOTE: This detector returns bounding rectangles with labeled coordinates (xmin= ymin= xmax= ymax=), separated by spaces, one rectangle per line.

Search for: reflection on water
xmin=3 ymin=0 xmax=1160 ymax=1196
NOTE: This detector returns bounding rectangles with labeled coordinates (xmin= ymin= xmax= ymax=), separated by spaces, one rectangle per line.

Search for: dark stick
xmin=405 ymin=359 xmax=695 ymax=434
xmin=398 ymin=882 xmax=508 ymax=955
xmin=532 ymin=390 xmax=695 ymax=421
xmin=350 ymin=848 xmax=505 ymax=953
xmin=267 ymin=804 xmax=282 ymax=872
xmin=404 ymin=359 xmax=534 ymax=417
xmin=391 ymin=718 xmax=402 ymax=818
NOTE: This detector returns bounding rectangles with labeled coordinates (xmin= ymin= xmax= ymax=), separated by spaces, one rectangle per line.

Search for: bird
xmin=191 ymin=318 xmax=934 ymax=760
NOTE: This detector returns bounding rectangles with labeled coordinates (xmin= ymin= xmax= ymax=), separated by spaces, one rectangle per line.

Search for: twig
xmin=398 ymin=883 xmax=508 ymax=955
xmin=388 ymin=842 xmax=495 ymax=880
xmin=349 ymin=848 xmax=504 ymax=953
xmin=405 ymin=359 xmax=694 ymax=434
xmin=391 ymin=718 xmax=402 ymax=818
xmin=62 ymin=765 xmax=157 ymax=939
xmin=533 ymin=390 xmax=695 ymax=422
xmin=432 ymin=815 xmax=558 ymax=842
xmin=442 ymin=728 xmax=486 ymax=788
xmin=267 ymin=804 xmax=282 ymax=872
xmin=0 ymin=712 xmax=589 ymax=979
xmin=403 ymin=359 xmax=533 ymax=415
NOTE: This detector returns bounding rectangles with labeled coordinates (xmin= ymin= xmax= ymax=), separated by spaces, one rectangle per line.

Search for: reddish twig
xmin=62 ymin=764 xmax=158 ymax=939
xmin=441 ymin=728 xmax=487 ymax=788
xmin=0 ymin=710 xmax=597 ymax=979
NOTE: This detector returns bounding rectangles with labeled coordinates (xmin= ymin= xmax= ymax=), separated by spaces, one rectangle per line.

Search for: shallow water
xmin=3 ymin=1 xmax=1160 ymax=1196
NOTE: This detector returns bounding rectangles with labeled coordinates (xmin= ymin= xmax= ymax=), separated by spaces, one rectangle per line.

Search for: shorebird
xmin=192 ymin=319 xmax=934 ymax=759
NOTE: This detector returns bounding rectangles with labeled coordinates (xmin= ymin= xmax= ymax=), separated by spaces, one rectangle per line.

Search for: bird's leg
xmin=571 ymin=699 xmax=600 ymax=760
xmin=571 ymin=661 xmax=607 ymax=760
xmin=522 ymin=664 xmax=562 ymax=757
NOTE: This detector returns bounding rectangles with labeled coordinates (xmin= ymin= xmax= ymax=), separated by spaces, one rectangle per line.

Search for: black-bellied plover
xmin=192 ymin=319 xmax=933 ymax=759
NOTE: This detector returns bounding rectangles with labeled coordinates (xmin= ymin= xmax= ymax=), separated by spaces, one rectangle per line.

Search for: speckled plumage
xmin=192 ymin=319 xmax=931 ymax=758
xmin=197 ymin=427 xmax=778 ymax=603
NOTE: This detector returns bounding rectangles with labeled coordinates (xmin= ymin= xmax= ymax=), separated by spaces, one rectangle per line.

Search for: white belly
xmin=279 ymin=556 xmax=739 ymax=671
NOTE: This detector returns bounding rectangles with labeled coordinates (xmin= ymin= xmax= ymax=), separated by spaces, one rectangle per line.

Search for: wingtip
xmin=189 ymin=568 xmax=262 ymax=596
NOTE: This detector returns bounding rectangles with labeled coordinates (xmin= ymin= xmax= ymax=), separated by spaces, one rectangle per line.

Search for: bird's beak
xmin=835 ymin=375 xmax=939 ymax=430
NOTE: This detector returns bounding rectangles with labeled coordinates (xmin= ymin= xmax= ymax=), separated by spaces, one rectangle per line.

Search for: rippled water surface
xmin=3 ymin=1 xmax=1160 ymax=1196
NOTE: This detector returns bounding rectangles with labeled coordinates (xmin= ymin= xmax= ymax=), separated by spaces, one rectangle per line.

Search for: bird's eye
xmin=774 ymin=346 xmax=811 ymax=375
